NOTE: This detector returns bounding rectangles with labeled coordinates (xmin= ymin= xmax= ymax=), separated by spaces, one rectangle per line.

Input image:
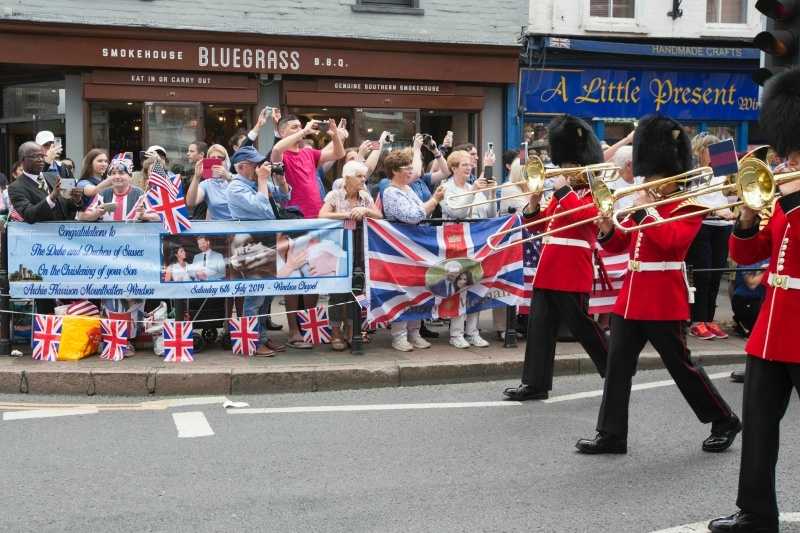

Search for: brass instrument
xmin=444 ymin=156 xmax=619 ymax=210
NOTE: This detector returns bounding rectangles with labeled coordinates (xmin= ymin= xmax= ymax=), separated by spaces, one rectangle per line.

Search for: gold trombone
xmin=444 ymin=156 xmax=619 ymax=209
xmin=487 ymin=167 xmax=714 ymax=251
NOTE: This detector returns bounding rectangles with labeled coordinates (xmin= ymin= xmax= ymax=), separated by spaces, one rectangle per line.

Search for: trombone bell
xmin=737 ymin=159 xmax=776 ymax=211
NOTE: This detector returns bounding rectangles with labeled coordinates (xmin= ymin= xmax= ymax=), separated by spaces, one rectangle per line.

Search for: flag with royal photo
xmin=32 ymin=315 xmax=63 ymax=361
xmin=298 ymin=307 xmax=331 ymax=344
xmin=146 ymin=160 xmax=191 ymax=235
xmin=163 ymin=321 xmax=194 ymax=362
xmin=229 ymin=316 xmax=259 ymax=356
xmin=365 ymin=216 xmax=524 ymax=323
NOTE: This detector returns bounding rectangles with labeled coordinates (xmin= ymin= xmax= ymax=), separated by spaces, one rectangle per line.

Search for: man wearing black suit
xmin=9 ymin=141 xmax=83 ymax=223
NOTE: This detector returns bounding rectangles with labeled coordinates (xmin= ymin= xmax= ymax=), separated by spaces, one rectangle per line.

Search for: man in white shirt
xmin=190 ymin=235 xmax=226 ymax=280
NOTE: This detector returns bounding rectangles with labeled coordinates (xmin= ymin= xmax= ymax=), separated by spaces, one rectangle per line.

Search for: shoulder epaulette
xmin=671 ymin=196 xmax=708 ymax=215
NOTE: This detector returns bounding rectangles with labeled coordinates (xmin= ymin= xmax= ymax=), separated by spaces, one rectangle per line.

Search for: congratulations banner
xmin=8 ymin=219 xmax=352 ymax=299
xmin=364 ymin=216 xmax=525 ymax=322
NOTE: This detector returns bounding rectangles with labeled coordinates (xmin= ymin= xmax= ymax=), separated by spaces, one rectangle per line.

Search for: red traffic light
xmin=756 ymin=0 xmax=798 ymax=20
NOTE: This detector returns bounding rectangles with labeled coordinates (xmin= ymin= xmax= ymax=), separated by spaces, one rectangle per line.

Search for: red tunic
xmin=729 ymin=191 xmax=800 ymax=363
xmin=599 ymin=198 xmax=705 ymax=320
xmin=528 ymin=186 xmax=599 ymax=293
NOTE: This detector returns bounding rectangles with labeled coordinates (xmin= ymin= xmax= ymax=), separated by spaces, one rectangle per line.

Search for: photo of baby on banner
xmin=275 ymin=229 xmax=347 ymax=278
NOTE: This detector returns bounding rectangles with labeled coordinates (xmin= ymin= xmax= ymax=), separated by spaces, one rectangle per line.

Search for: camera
xmin=317 ymin=122 xmax=330 ymax=132
xmin=387 ymin=133 xmax=395 ymax=143
xmin=421 ymin=134 xmax=432 ymax=145
xmin=271 ymin=162 xmax=285 ymax=176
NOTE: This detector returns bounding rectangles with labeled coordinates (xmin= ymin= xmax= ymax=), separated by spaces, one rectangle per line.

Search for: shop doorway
xmin=144 ymin=103 xmax=202 ymax=176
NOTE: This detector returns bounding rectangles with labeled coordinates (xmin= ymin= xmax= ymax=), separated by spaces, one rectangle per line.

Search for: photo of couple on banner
xmin=364 ymin=215 xmax=525 ymax=323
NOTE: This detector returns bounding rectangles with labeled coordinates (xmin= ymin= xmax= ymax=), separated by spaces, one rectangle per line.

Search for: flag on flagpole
xmin=32 ymin=315 xmax=63 ymax=361
xmin=146 ymin=160 xmax=192 ymax=234
xmin=100 ymin=319 xmax=128 ymax=361
xmin=228 ymin=316 xmax=259 ymax=356
xmin=298 ymin=307 xmax=331 ymax=344
xmin=163 ymin=321 xmax=194 ymax=362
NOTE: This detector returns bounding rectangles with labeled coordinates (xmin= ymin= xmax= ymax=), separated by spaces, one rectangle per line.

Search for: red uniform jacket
xmin=598 ymin=198 xmax=705 ymax=320
xmin=525 ymin=186 xmax=599 ymax=293
xmin=729 ymin=191 xmax=800 ymax=363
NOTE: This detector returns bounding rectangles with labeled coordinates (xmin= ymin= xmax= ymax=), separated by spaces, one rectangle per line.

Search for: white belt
xmin=627 ymin=261 xmax=684 ymax=272
xmin=541 ymin=236 xmax=591 ymax=249
xmin=768 ymin=272 xmax=800 ymax=290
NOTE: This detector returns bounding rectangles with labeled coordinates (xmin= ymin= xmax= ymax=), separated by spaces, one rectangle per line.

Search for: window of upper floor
xmin=352 ymin=0 xmax=424 ymax=15
xmin=583 ymin=0 xmax=646 ymax=33
xmin=589 ymin=0 xmax=635 ymax=19
xmin=706 ymin=0 xmax=746 ymax=24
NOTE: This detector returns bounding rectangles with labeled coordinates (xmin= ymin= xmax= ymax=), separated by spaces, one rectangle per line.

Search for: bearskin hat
xmin=632 ymin=114 xmax=692 ymax=178
xmin=547 ymin=115 xmax=603 ymax=167
xmin=759 ymin=67 xmax=800 ymax=159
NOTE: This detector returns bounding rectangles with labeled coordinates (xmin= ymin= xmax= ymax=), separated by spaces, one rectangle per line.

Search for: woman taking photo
xmin=382 ymin=148 xmax=445 ymax=352
xmin=77 ymin=149 xmax=113 ymax=208
xmin=186 ymin=143 xmax=233 ymax=221
xmin=318 ymin=160 xmax=383 ymax=351
xmin=440 ymin=149 xmax=496 ymax=349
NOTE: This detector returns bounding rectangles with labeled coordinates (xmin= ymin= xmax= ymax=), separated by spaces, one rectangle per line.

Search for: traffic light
xmin=753 ymin=0 xmax=800 ymax=86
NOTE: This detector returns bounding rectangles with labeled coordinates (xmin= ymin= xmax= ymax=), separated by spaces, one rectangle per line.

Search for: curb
xmin=0 ymin=350 xmax=747 ymax=396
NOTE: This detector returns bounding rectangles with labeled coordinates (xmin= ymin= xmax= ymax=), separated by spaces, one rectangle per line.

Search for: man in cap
xmin=503 ymin=114 xmax=609 ymax=401
xmin=576 ymin=114 xmax=740 ymax=455
xmin=226 ymin=145 xmax=291 ymax=356
xmin=36 ymin=130 xmax=74 ymax=181
xmin=707 ymin=68 xmax=800 ymax=533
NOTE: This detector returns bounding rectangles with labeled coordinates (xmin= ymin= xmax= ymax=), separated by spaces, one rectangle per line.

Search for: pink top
xmin=282 ymin=148 xmax=323 ymax=219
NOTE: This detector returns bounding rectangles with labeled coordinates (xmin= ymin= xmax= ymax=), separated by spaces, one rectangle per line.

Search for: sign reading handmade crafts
xmin=8 ymin=219 xmax=352 ymax=299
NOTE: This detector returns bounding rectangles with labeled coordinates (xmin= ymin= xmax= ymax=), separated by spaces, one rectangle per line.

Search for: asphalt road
xmin=1 ymin=364 xmax=798 ymax=533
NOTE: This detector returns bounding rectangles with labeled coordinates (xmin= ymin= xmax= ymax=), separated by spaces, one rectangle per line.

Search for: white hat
xmin=146 ymin=145 xmax=167 ymax=157
xmin=35 ymin=131 xmax=55 ymax=145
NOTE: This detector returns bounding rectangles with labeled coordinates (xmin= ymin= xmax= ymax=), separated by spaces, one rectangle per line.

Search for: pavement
xmin=0 ymin=294 xmax=747 ymax=396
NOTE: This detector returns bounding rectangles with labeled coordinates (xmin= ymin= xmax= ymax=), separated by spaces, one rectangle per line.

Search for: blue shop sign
xmin=520 ymin=68 xmax=760 ymax=121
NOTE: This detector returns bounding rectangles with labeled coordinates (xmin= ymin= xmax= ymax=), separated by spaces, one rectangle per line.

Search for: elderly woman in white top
xmin=319 ymin=160 xmax=383 ymax=351
xmin=441 ymin=149 xmax=496 ymax=349
xmin=684 ymin=132 xmax=737 ymax=340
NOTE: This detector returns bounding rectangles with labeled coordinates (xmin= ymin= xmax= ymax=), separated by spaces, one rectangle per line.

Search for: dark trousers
xmin=685 ymin=224 xmax=733 ymax=323
xmin=597 ymin=314 xmax=732 ymax=438
xmin=736 ymin=355 xmax=800 ymax=518
xmin=731 ymin=295 xmax=763 ymax=334
xmin=522 ymin=288 xmax=608 ymax=391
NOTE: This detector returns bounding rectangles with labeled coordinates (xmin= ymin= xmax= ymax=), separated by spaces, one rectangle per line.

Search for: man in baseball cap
xmin=230 ymin=146 xmax=268 ymax=166
xmin=36 ymin=130 xmax=74 ymax=180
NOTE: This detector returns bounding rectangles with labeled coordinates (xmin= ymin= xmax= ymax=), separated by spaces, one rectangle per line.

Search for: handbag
xmin=268 ymin=177 xmax=304 ymax=219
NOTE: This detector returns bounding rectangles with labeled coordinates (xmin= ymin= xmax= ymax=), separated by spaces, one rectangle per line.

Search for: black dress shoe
xmin=708 ymin=510 xmax=778 ymax=533
xmin=503 ymin=384 xmax=548 ymax=401
xmin=265 ymin=317 xmax=283 ymax=331
xmin=703 ymin=413 xmax=742 ymax=452
xmin=419 ymin=323 xmax=440 ymax=339
xmin=731 ymin=370 xmax=745 ymax=383
xmin=575 ymin=432 xmax=627 ymax=454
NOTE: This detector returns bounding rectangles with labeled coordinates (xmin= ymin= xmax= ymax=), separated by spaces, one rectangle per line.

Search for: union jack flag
xmin=365 ymin=216 xmax=525 ymax=323
xmin=146 ymin=160 xmax=191 ymax=234
xmin=100 ymin=319 xmax=128 ymax=361
xmin=86 ymin=193 xmax=143 ymax=222
xmin=32 ymin=315 xmax=63 ymax=361
xmin=360 ymin=305 xmax=387 ymax=330
xmin=229 ymin=316 xmax=259 ymax=356
xmin=163 ymin=320 xmax=194 ymax=362
xmin=298 ymin=306 xmax=331 ymax=344
xmin=550 ymin=37 xmax=571 ymax=48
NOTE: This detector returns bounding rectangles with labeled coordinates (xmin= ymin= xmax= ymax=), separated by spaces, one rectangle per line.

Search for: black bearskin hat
xmin=547 ymin=115 xmax=603 ymax=167
xmin=632 ymin=114 xmax=692 ymax=178
xmin=759 ymin=67 xmax=800 ymax=159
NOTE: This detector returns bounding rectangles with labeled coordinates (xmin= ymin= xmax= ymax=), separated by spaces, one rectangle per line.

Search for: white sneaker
xmin=449 ymin=336 xmax=470 ymax=349
xmin=407 ymin=335 xmax=431 ymax=349
xmin=392 ymin=339 xmax=414 ymax=352
xmin=466 ymin=335 xmax=489 ymax=347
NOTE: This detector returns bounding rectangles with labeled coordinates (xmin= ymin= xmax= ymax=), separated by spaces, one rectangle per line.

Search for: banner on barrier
xmin=8 ymin=219 xmax=352 ymax=299
xmin=364 ymin=216 xmax=525 ymax=322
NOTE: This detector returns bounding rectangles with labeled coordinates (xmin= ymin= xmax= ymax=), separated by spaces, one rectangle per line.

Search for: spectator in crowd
xmin=187 ymin=143 xmax=233 ymax=221
xmin=602 ymin=130 xmax=635 ymax=163
xmin=80 ymin=153 xmax=145 ymax=222
xmin=0 ymin=170 xmax=8 ymax=191
xmin=441 ymin=149 xmax=496 ymax=349
xmin=36 ymin=130 xmax=74 ymax=181
xmin=501 ymin=149 xmax=519 ymax=181
xmin=271 ymin=116 xmax=345 ymax=349
xmin=453 ymin=142 xmax=480 ymax=182
xmin=3 ymin=160 xmax=23 ymax=209
xmin=686 ymin=132 xmax=736 ymax=340
xmin=381 ymin=148 xmax=444 ymax=351
xmin=731 ymin=260 xmax=768 ymax=340
xmin=378 ymin=134 xmax=450 ymax=205
xmin=318 ymin=160 xmax=383 ymax=351
xmin=227 ymin=145 xmax=290 ymax=356
xmin=77 ymin=149 xmax=113 ymax=208
xmin=186 ymin=140 xmax=208 ymax=220
xmin=62 ymin=158 xmax=75 ymax=174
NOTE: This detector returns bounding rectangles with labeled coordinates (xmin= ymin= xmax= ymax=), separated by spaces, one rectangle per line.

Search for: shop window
xmin=589 ymin=0 xmax=635 ymax=18
xmin=3 ymin=81 xmax=65 ymax=118
xmin=522 ymin=121 xmax=553 ymax=165
xmin=203 ymin=105 xmax=250 ymax=152
xmin=352 ymin=0 xmax=423 ymax=15
xmin=89 ymin=102 xmax=145 ymax=169
xmin=706 ymin=0 xmax=746 ymax=23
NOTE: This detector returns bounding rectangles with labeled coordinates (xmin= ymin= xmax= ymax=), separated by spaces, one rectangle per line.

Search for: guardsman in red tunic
xmin=709 ymin=68 xmax=800 ymax=533
xmin=576 ymin=114 xmax=739 ymax=455
xmin=504 ymin=115 xmax=608 ymax=401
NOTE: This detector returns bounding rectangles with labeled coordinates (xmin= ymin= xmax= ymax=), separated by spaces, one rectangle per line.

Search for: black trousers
xmin=521 ymin=288 xmax=608 ymax=391
xmin=736 ymin=355 xmax=800 ymax=518
xmin=684 ymin=224 xmax=733 ymax=323
xmin=731 ymin=295 xmax=763 ymax=334
xmin=597 ymin=314 xmax=732 ymax=438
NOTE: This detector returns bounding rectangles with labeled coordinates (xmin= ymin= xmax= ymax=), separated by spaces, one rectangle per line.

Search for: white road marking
xmin=544 ymin=372 xmax=731 ymax=404
xmin=166 ymin=396 xmax=229 ymax=408
xmin=227 ymin=401 xmax=521 ymax=415
xmin=3 ymin=408 xmax=98 ymax=421
xmin=648 ymin=512 xmax=800 ymax=532
xmin=172 ymin=411 xmax=214 ymax=438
